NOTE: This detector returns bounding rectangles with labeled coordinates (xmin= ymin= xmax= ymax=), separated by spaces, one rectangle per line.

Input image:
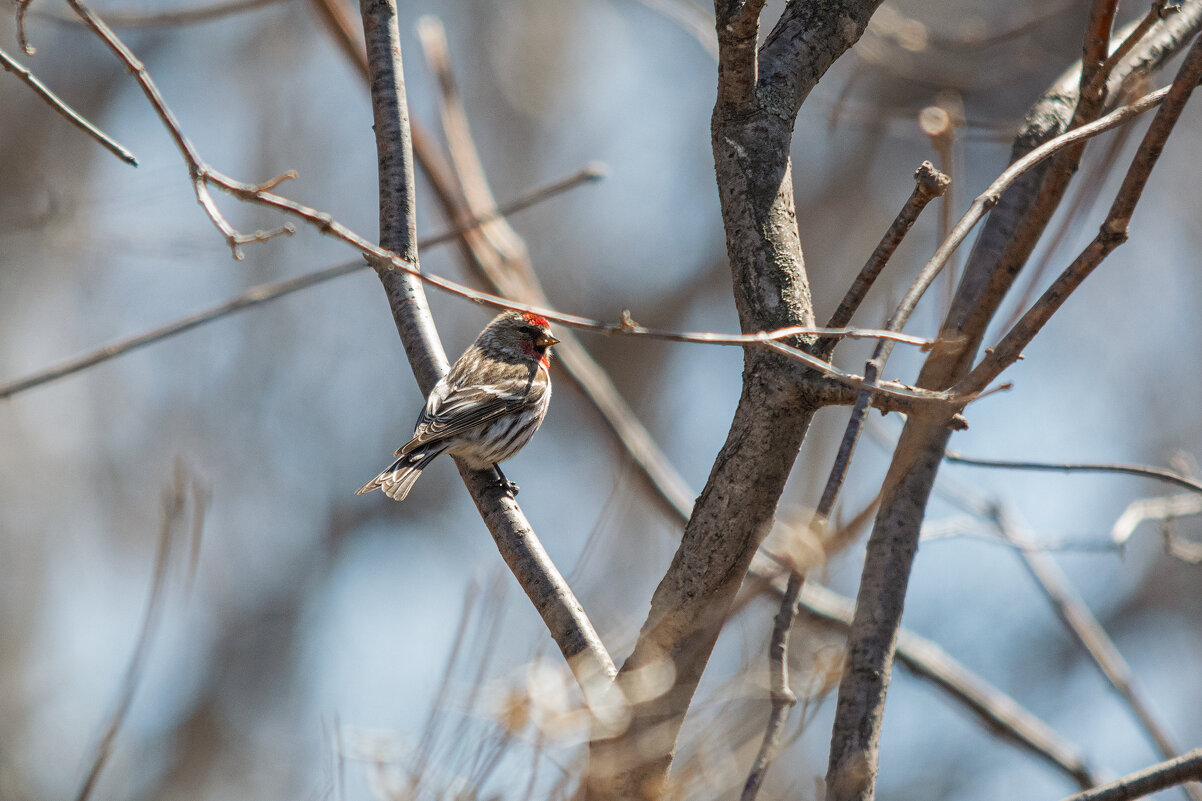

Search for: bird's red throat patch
xmin=522 ymin=311 xmax=551 ymax=328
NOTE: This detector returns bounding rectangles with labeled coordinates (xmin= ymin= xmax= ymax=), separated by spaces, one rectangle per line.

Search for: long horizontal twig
xmin=0 ymin=166 xmax=601 ymax=400
xmin=62 ymin=0 xmax=1150 ymax=417
xmin=945 ymin=451 xmax=1202 ymax=496
xmin=1056 ymin=750 xmax=1202 ymax=801
xmin=0 ymin=45 xmax=137 ymax=165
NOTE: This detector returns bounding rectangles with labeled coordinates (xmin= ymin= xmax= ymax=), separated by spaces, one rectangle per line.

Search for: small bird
xmin=356 ymin=310 xmax=560 ymax=501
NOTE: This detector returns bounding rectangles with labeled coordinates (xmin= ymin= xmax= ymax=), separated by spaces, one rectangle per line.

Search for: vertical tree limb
xmin=586 ymin=2 xmax=885 ymax=798
xmin=356 ymin=0 xmax=616 ymax=697
xmin=824 ymin=7 xmax=1202 ymax=800
xmin=741 ymin=162 xmax=948 ymax=801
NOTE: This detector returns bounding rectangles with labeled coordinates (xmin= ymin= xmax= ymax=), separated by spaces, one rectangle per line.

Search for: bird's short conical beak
xmin=536 ymin=332 xmax=560 ymax=348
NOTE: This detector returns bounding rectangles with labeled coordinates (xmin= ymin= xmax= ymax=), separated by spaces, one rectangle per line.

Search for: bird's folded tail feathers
xmin=355 ymin=446 xmax=446 ymax=501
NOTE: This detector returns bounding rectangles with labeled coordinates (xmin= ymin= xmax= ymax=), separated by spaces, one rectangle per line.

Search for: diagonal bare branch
xmin=355 ymin=0 xmax=616 ymax=695
xmin=0 ymin=45 xmax=137 ymax=165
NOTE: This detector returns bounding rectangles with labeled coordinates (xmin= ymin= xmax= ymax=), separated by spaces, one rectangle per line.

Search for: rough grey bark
xmin=585 ymin=2 xmax=884 ymax=798
xmin=824 ymin=7 xmax=1202 ymax=801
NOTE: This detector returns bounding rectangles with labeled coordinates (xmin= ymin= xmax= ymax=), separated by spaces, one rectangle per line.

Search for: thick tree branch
xmin=742 ymin=162 xmax=948 ymax=801
xmin=586 ymin=1 xmax=885 ymax=797
xmin=824 ymin=6 xmax=1202 ymax=800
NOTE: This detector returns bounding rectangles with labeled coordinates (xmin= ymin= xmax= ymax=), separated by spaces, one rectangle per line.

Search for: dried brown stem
xmin=0 ymin=45 xmax=137 ymax=164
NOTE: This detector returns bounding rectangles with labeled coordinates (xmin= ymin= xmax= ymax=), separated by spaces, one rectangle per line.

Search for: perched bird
xmin=356 ymin=310 xmax=560 ymax=501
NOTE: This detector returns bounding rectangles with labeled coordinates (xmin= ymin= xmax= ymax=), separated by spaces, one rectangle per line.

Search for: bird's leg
xmin=492 ymin=464 xmax=519 ymax=496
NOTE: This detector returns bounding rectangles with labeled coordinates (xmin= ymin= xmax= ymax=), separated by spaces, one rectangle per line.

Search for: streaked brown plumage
xmin=356 ymin=310 xmax=559 ymax=501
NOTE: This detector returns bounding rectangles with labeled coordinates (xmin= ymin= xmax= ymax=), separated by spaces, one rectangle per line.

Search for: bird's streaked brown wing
xmin=397 ymin=382 xmax=532 ymax=455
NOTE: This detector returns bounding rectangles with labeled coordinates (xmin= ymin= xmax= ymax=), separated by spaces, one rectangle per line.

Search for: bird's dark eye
xmin=519 ymin=325 xmax=533 ymax=335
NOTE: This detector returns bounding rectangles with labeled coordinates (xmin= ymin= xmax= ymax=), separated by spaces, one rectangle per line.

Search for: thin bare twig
xmin=1092 ymin=2 xmax=1176 ymax=97
xmin=820 ymin=162 xmax=950 ymax=353
xmin=0 ymin=45 xmax=137 ymax=165
xmin=1002 ymin=115 xmax=1137 ymax=332
xmin=1080 ymin=0 xmax=1120 ymax=96
xmin=74 ymin=465 xmax=201 ymax=801
xmin=66 ymin=0 xmax=294 ymax=258
xmin=0 ymin=166 xmax=601 ymax=401
xmin=896 ymin=82 xmax=1173 ymax=358
xmin=36 ymin=0 xmax=290 ymax=28
xmin=992 ymin=506 xmax=1202 ymax=801
xmin=945 ymin=451 xmax=1202 ymax=496
xmin=1056 ymin=750 xmax=1202 ymax=801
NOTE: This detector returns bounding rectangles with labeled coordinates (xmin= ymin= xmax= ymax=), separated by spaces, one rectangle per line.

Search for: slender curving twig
xmin=945 ymin=451 xmax=1202 ymax=497
xmin=0 ymin=45 xmax=137 ymax=165
xmin=73 ymin=467 xmax=201 ymax=801
xmin=66 ymin=0 xmax=293 ymax=257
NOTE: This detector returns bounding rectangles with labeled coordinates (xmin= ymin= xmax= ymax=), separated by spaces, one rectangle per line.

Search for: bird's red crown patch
xmin=522 ymin=311 xmax=551 ymax=328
